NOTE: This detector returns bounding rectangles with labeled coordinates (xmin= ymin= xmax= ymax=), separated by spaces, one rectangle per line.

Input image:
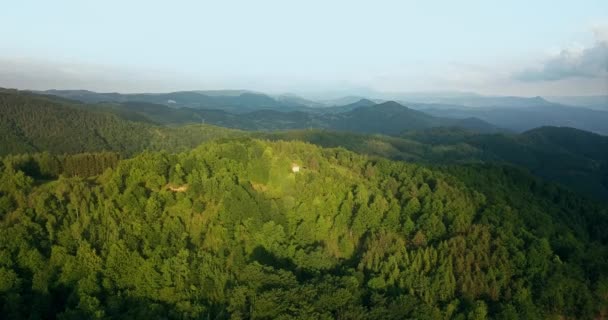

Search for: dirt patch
xmin=251 ymin=182 xmax=268 ymax=192
xmin=167 ymin=184 xmax=188 ymax=192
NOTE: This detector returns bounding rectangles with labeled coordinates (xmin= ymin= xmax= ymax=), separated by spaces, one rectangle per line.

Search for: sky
xmin=0 ymin=0 xmax=607 ymax=97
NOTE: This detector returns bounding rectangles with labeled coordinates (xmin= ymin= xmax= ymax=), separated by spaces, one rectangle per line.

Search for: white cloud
xmin=513 ymin=26 xmax=608 ymax=82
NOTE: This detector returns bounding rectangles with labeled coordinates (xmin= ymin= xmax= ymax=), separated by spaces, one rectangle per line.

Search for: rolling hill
xmin=90 ymin=97 xmax=502 ymax=134
xmin=1 ymin=139 xmax=607 ymax=318
xmin=39 ymin=89 xmax=309 ymax=113
xmin=264 ymin=126 xmax=608 ymax=200
xmin=2 ymin=89 xmax=606 ymax=199
xmin=418 ymin=103 xmax=608 ymax=135
xmin=0 ymin=90 xmax=244 ymax=155
xmin=29 ymin=90 xmax=502 ymax=134
xmin=405 ymin=126 xmax=608 ymax=200
xmin=332 ymin=101 xmax=500 ymax=135
xmin=40 ymin=89 xmax=608 ymax=135
xmin=545 ymin=95 xmax=608 ymax=110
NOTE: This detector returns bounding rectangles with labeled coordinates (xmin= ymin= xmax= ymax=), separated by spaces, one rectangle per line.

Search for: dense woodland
xmin=0 ymin=90 xmax=243 ymax=156
xmin=1 ymin=140 xmax=607 ymax=319
xmin=262 ymin=128 xmax=608 ymax=200
xmin=1 ymin=89 xmax=608 ymax=318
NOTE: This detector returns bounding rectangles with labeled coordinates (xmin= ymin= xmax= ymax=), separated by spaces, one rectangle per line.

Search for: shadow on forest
xmin=250 ymin=245 xmax=298 ymax=273
xmin=0 ymin=284 xmax=222 ymax=320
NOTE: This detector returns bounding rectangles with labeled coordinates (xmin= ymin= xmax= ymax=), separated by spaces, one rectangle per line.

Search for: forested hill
xmin=420 ymin=102 xmax=608 ymax=135
xmin=262 ymin=127 xmax=608 ymax=201
xmin=38 ymin=88 xmax=608 ymax=134
xmin=2 ymin=88 xmax=607 ymax=200
xmin=330 ymin=101 xmax=499 ymax=135
xmin=1 ymin=139 xmax=607 ymax=318
xmin=3 ymin=89 xmax=608 ymax=201
xmin=0 ymin=90 xmax=244 ymax=156
xmin=93 ymin=98 xmax=501 ymax=134
xmin=10 ymin=89 xmax=502 ymax=134
xmin=37 ymin=89 xmax=307 ymax=112
xmin=418 ymin=126 xmax=608 ymax=200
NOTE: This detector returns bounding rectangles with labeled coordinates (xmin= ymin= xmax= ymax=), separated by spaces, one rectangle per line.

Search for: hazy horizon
xmin=7 ymin=86 xmax=607 ymax=102
xmin=1 ymin=1 xmax=607 ymax=96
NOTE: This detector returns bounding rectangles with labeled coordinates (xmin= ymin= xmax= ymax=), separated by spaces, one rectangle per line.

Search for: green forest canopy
xmin=0 ymin=90 xmax=244 ymax=156
xmin=1 ymin=139 xmax=607 ymax=319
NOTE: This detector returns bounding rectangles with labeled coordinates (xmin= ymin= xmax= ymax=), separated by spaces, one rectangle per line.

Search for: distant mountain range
xmin=328 ymin=101 xmax=500 ymax=134
xmin=37 ymin=89 xmax=608 ymax=135
xmin=545 ymin=95 xmax=608 ymax=111
xmin=417 ymin=102 xmax=608 ymax=135
xmin=37 ymin=89 xmax=308 ymax=113
xmin=401 ymin=95 xmax=555 ymax=108
xmin=105 ymin=98 xmax=504 ymax=134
